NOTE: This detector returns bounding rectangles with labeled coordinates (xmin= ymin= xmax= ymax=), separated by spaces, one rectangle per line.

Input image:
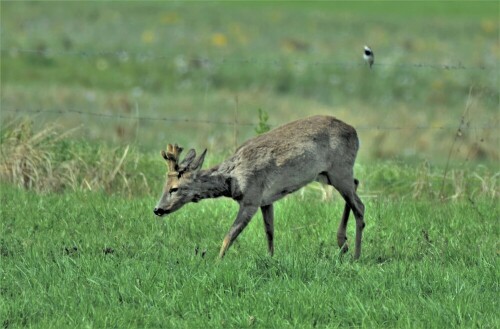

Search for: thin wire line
xmin=1 ymin=48 xmax=493 ymax=71
xmin=2 ymin=108 xmax=498 ymax=131
xmin=1 ymin=108 xmax=256 ymax=126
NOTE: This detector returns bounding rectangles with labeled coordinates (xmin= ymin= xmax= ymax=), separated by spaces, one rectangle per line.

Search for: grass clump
xmin=0 ymin=119 xmax=156 ymax=196
xmin=358 ymin=160 xmax=499 ymax=201
xmin=0 ymin=120 xmax=72 ymax=191
xmin=254 ymin=108 xmax=271 ymax=135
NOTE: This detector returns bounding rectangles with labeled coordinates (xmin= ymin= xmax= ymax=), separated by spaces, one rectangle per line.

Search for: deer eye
xmin=169 ymin=187 xmax=179 ymax=194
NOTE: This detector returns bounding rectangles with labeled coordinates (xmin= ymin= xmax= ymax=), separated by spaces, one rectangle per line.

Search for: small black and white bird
xmin=363 ymin=45 xmax=374 ymax=69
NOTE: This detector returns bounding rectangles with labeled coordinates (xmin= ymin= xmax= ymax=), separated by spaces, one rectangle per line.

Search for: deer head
xmin=154 ymin=144 xmax=207 ymax=216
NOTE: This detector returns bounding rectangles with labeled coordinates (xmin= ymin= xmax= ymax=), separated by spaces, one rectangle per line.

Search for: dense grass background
xmin=1 ymin=1 xmax=499 ymax=328
xmin=1 ymin=184 xmax=498 ymax=328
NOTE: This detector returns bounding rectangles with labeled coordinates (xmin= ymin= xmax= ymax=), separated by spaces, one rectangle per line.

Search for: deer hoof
xmin=340 ymin=242 xmax=349 ymax=253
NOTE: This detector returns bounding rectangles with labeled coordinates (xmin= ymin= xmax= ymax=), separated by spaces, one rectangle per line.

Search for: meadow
xmin=1 ymin=1 xmax=499 ymax=328
xmin=1 ymin=184 xmax=498 ymax=328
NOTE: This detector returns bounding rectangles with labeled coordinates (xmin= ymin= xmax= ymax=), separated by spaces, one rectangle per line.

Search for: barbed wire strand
xmin=2 ymin=48 xmax=494 ymax=71
xmin=2 ymin=108 xmax=498 ymax=131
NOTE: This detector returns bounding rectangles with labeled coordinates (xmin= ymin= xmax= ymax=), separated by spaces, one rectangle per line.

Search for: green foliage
xmin=0 ymin=184 xmax=498 ymax=328
xmin=254 ymin=108 xmax=270 ymax=135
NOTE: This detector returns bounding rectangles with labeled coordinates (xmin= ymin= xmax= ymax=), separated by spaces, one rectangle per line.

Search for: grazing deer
xmin=153 ymin=115 xmax=365 ymax=259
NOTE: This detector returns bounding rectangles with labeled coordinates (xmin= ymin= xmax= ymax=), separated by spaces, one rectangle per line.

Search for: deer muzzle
xmin=153 ymin=207 xmax=169 ymax=217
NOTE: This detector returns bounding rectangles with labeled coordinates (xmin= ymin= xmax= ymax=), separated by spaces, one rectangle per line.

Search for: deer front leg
xmin=261 ymin=204 xmax=274 ymax=256
xmin=219 ymin=204 xmax=259 ymax=258
xmin=337 ymin=179 xmax=359 ymax=253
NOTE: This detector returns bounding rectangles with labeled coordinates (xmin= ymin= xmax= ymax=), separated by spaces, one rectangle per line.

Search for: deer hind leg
xmin=337 ymin=178 xmax=359 ymax=253
xmin=261 ymin=204 xmax=274 ymax=256
xmin=326 ymin=172 xmax=365 ymax=259
xmin=350 ymin=192 xmax=365 ymax=259
xmin=219 ymin=204 xmax=259 ymax=258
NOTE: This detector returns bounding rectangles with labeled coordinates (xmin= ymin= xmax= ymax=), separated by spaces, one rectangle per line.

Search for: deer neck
xmin=192 ymin=167 xmax=232 ymax=201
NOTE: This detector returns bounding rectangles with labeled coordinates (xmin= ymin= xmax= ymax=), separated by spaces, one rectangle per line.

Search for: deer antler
xmin=161 ymin=144 xmax=183 ymax=172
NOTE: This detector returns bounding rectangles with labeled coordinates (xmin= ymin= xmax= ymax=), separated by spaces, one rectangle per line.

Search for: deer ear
xmin=161 ymin=150 xmax=168 ymax=161
xmin=178 ymin=149 xmax=196 ymax=173
xmin=189 ymin=149 xmax=207 ymax=172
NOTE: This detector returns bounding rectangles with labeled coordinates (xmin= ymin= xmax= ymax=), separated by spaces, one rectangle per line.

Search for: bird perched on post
xmin=363 ymin=45 xmax=374 ymax=69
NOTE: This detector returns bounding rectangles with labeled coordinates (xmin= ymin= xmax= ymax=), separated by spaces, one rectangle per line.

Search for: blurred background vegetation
xmin=1 ymin=1 xmax=498 ymax=196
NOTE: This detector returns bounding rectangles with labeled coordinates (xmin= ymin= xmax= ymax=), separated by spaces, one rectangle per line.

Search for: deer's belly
xmin=261 ymin=175 xmax=315 ymax=205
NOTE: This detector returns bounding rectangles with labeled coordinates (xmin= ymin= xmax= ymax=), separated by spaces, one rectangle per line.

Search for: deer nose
xmin=153 ymin=207 xmax=165 ymax=216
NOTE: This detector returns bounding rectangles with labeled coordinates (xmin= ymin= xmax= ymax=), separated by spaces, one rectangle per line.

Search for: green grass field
xmin=1 ymin=1 xmax=499 ymax=328
xmin=1 ymin=184 xmax=498 ymax=328
xmin=0 ymin=122 xmax=498 ymax=328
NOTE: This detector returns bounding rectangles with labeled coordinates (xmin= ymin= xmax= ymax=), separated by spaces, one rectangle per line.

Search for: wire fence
xmin=2 ymin=47 xmax=495 ymax=71
xmin=3 ymin=108 xmax=499 ymax=132
xmin=2 ymin=47 xmax=498 ymax=144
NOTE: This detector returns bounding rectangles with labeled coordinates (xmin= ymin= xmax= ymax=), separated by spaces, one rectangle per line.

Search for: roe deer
xmin=153 ymin=115 xmax=365 ymax=259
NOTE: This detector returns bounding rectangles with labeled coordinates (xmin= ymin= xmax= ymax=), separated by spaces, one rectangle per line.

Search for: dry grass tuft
xmin=0 ymin=119 xmax=151 ymax=195
xmin=1 ymin=120 xmax=70 ymax=191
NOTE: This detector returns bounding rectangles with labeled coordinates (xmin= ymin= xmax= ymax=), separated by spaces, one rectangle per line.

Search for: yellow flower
xmin=211 ymin=33 xmax=227 ymax=47
xmin=480 ymin=19 xmax=496 ymax=34
xmin=141 ymin=30 xmax=156 ymax=44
